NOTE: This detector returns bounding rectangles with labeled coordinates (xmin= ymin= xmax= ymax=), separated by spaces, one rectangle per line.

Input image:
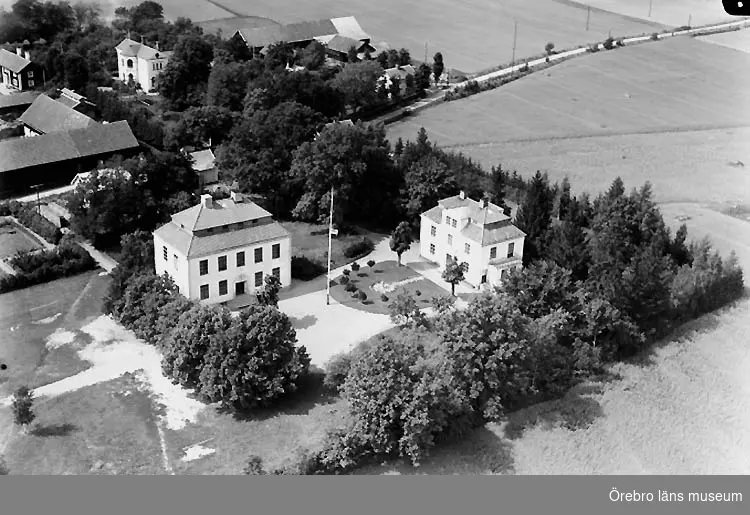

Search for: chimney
xmin=200 ymin=194 xmax=213 ymax=208
xmin=459 ymin=191 xmax=465 ymax=200
xmin=155 ymin=40 xmax=159 ymax=51
xmin=24 ymin=50 xmax=30 ymax=61
xmin=16 ymin=47 xmax=23 ymax=56
xmin=482 ymin=198 xmax=489 ymax=209
xmin=230 ymin=191 xmax=242 ymax=203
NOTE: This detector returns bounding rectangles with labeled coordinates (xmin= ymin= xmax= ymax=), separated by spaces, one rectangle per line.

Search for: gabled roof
xmin=0 ymin=49 xmax=31 ymax=73
xmin=325 ymin=34 xmax=365 ymax=54
xmin=0 ymin=120 xmax=138 ymax=173
xmin=198 ymin=16 xmax=280 ymax=36
xmin=0 ymin=90 xmax=40 ymax=109
xmin=330 ymin=16 xmax=370 ymax=40
xmin=189 ymin=149 xmax=216 ymax=172
xmin=115 ymin=38 xmax=172 ymax=60
xmin=19 ymin=94 xmax=97 ymax=134
xmin=384 ymin=64 xmax=416 ymax=79
xmin=171 ymin=196 xmax=273 ymax=232
xmin=439 ymin=194 xmax=509 ymax=225
xmin=236 ymin=16 xmax=369 ymax=48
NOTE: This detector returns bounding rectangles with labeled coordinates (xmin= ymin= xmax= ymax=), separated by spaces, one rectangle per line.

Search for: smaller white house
xmin=188 ymin=148 xmax=218 ymax=189
xmin=420 ymin=192 xmax=526 ymax=289
xmin=154 ymin=192 xmax=291 ymax=307
xmin=115 ymin=38 xmax=173 ymax=92
xmin=379 ymin=64 xmax=415 ymax=99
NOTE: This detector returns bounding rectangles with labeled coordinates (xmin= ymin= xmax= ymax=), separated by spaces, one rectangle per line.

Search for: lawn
xmin=0 ymin=218 xmax=45 ymax=259
xmin=581 ymin=0 xmax=734 ymax=28
xmin=355 ymin=297 xmax=750 ymax=474
xmin=699 ymin=28 xmax=750 ymax=54
xmin=330 ymin=260 xmax=449 ymax=315
xmin=386 ymin=37 xmax=750 ymax=205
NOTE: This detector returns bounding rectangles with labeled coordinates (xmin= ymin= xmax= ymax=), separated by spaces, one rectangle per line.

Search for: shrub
xmin=342 ymin=269 xmax=351 ymax=276
xmin=380 ymin=294 xmax=389 ymax=302
xmin=602 ymin=37 xmax=615 ymax=49
xmin=588 ymin=43 xmax=600 ymax=53
xmin=545 ymin=42 xmax=555 ymax=55
xmin=350 ymin=262 xmax=361 ymax=272
xmin=243 ymin=455 xmax=265 ymax=475
xmin=291 ymin=255 xmax=326 ymax=281
xmin=367 ymin=260 xmax=376 ymax=268
xmin=343 ymin=237 xmax=374 ymax=259
xmin=351 ymin=291 xmax=360 ymax=299
xmin=358 ymin=290 xmax=367 ymax=302
xmin=329 ymin=279 xmax=337 ymax=287
xmin=0 ymin=242 xmax=97 ymax=293
xmin=11 ymin=386 xmax=35 ymax=428
xmin=651 ymin=32 xmax=659 ymax=41
xmin=357 ymin=272 xmax=366 ymax=277
xmin=0 ymin=202 xmax=62 ymax=245
xmin=415 ymin=289 xmax=421 ymax=297
xmin=324 ymin=352 xmax=354 ymax=391
xmin=339 ymin=275 xmax=350 ymax=285
xmin=345 ymin=282 xmax=357 ymax=293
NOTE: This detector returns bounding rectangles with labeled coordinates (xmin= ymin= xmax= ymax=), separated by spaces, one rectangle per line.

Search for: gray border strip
xmin=0 ymin=476 xmax=747 ymax=515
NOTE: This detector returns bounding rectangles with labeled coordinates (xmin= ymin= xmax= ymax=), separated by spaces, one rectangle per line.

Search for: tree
xmin=489 ymin=164 xmax=507 ymax=209
xmin=114 ymin=273 xmax=182 ymax=344
xmin=387 ymin=290 xmax=426 ymax=327
xmin=198 ymin=305 xmax=310 ymax=411
xmin=63 ymin=50 xmax=89 ymax=92
xmin=342 ymin=331 xmax=470 ymax=465
xmin=164 ymin=105 xmax=237 ymax=150
xmin=161 ymin=304 xmax=235 ymax=389
xmin=11 ymin=386 xmax=35 ymax=430
xmin=206 ymin=60 xmax=253 ymax=111
xmin=330 ymin=60 xmax=384 ymax=115
xmin=398 ymin=48 xmax=411 ymax=66
xmin=388 ymin=75 xmax=401 ymax=102
xmin=158 ymin=34 xmax=214 ymax=109
xmin=442 ymin=256 xmax=468 ymax=296
xmin=118 ymin=230 xmax=155 ymax=274
xmin=389 ymin=221 xmax=412 ymax=265
xmin=298 ymin=40 xmax=326 ymax=70
xmin=545 ymin=42 xmax=555 ymax=55
xmin=243 ymin=455 xmax=266 ymax=475
xmin=401 ymin=154 xmax=457 ymax=220
xmin=514 ymin=171 xmax=554 ymax=265
xmin=432 ymin=52 xmax=444 ymax=84
xmin=264 ymin=41 xmax=295 ymax=69
xmin=415 ymin=63 xmax=431 ymax=92
xmin=545 ymin=217 xmax=590 ymax=282
xmin=346 ymin=45 xmax=359 ymax=63
xmin=256 ymin=274 xmax=281 ymax=306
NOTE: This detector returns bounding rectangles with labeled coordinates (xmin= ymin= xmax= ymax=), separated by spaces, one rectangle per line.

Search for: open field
xmin=387 ymin=37 xmax=750 ymax=204
xmin=0 ymin=219 xmax=44 ymax=259
xmin=699 ymin=27 xmax=750 ymax=53
xmin=356 ymin=296 xmax=750 ymax=474
xmin=581 ymin=0 xmax=735 ymax=28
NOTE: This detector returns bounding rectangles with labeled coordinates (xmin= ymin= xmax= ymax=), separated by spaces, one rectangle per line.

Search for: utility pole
xmin=511 ymin=19 xmax=518 ymax=71
xmin=688 ymin=13 xmax=691 ymax=27
xmin=648 ymin=0 xmax=653 ymax=18
xmin=424 ymin=42 xmax=427 ymax=64
xmin=325 ymin=187 xmax=336 ymax=306
xmin=30 ymin=184 xmax=42 ymax=215
xmin=586 ymin=6 xmax=591 ymax=31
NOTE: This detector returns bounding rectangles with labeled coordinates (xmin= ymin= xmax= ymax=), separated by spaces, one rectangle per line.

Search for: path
xmin=9 ymin=184 xmax=74 ymax=203
xmin=77 ymin=240 xmax=119 ymax=273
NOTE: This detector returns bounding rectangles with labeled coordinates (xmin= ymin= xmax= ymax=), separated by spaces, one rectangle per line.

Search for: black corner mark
xmin=724 ymin=0 xmax=750 ymax=15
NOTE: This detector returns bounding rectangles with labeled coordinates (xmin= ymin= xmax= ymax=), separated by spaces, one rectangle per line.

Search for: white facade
xmin=154 ymin=193 xmax=291 ymax=307
xmin=115 ymin=38 xmax=171 ymax=92
xmin=419 ymin=192 xmax=525 ymax=289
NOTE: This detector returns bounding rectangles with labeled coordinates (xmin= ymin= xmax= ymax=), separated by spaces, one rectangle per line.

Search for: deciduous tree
xmin=442 ymin=256 xmax=468 ymax=296
xmin=389 ymin=221 xmax=412 ymax=265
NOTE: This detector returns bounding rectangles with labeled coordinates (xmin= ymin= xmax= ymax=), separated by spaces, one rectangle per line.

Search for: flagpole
xmin=326 ymin=186 xmax=334 ymax=306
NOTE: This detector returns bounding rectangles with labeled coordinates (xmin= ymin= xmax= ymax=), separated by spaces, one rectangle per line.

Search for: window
xmin=28 ymin=71 xmax=33 ymax=78
xmin=490 ymin=247 xmax=497 ymax=259
xmin=199 ymin=259 xmax=208 ymax=276
xmin=163 ymin=246 xmax=168 ymax=261
xmin=235 ymin=281 xmax=245 ymax=295
xmin=200 ymin=284 xmax=209 ymax=299
xmin=430 ymin=225 xmax=436 ymax=237
xmin=254 ymin=271 xmax=263 ymax=287
xmin=236 ymin=251 xmax=245 ymax=267
xmin=429 ymin=243 xmax=435 ymax=255
xmin=173 ymin=254 xmax=178 ymax=270
xmin=28 ymin=80 xmax=34 ymax=87
xmin=218 ymin=255 xmax=227 ymax=271
xmin=451 ymin=219 xmax=457 ymax=228
xmin=445 ymin=216 xmax=452 ymax=225
xmin=127 ymin=59 xmax=133 ymax=68
xmin=272 ymin=243 xmax=280 ymax=259
xmin=507 ymin=242 xmax=515 ymax=258
xmin=219 ymin=280 xmax=228 ymax=296
xmin=447 ymin=234 xmax=453 ymax=245
xmin=254 ymin=248 xmax=263 ymax=263
xmin=481 ymin=274 xmax=487 ymax=284
xmin=272 ymin=267 xmax=280 ymax=279
xmin=464 ymin=243 xmax=471 ymax=254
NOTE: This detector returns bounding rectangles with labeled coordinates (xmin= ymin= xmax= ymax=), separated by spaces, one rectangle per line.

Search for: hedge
xmin=0 ymin=201 xmax=62 ymax=245
xmin=291 ymin=255 xmax=326 ymax=281
xmin=343 ymin=237 xmax=374 ymax=259
xmin=0 ymin=242 xmax=96 ymax=293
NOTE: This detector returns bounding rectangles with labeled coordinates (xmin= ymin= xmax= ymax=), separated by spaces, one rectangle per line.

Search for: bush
xmin=329 ymin=279 xmax=337 ymax=287
xmin=291 ymin=255 xmax=326 ymax=281
xmin=243 ymin=455 xmax=265 ymax=475
xmin=380 ymin=294 xmax=389 ymax=302
xmin=342 ymin=269 xmax=350 ymax=276
xmin=651 ymin=32 xmax=659 ymax=41
xmin=0 ymin=242 xmax=97 ymax=293
xmin=339 ymin=275 xmax=350 ymax=285
xmin=367 ymin=260 xmax=376 ymax=268
xmin=0 ymin=202 xmax=62 ymax=245
xmin=351 ymin=262 xmax=361 ymax=272
xmin=545 ymin=42 xmax=555 ymax=55
xmin=415 ymin=289 xmax=421 ymax=297
xmin=358 ymin=290 xmax=367 ymax=302
xmin=602 ymin=37 xmax=615 ymax=50
xmin=344 ymin=282 xmax=357 ymax=293
xmin=324 ymin=353 xmax=354 ymax=391
xmin=343 ymin=237 xmax=374 ymax=259
xmin=587 ymin=43 xmax=600 ymax=53
xmin=11 ymin=386 xmax=35 ymax=428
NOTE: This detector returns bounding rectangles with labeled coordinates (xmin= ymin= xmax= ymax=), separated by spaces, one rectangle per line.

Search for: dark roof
xmin=325 ymin=35 xmax=364 ymax=54
xmin=197 ymin=16 xmax=280 ymax=36
xmin=0 ymin=121 xmax=138 ymax=173
xmin=0 ymin=49 xmax=31 ymax=73
xmin=0 ymin=91 xmax=40 ymax=109
xmin=19 ymin=94 xmax=97 ymax=134
xmin=237 ymin=18 xmax=338 ymax=47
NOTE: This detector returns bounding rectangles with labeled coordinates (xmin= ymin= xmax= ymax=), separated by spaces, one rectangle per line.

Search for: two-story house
xmin=420 ymin=192 xmax=526 ymax=289
xmin=153 ymin=192 xmax=292 ymax=307
xmin=379 ymin=64 xmax=416 ymax=99
xmin=0 ymin=48 xmax=42 ymax=91
xmin=115 ymin=38 xmax=172 ymax=92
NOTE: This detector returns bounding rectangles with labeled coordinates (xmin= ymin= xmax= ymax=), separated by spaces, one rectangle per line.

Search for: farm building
xmin=188 ymin=148 xmax=219 ymax=189
xmin=0 ymin=90 xmax=40 ymax=116
xmin=325 ymin=34 xmax=376 ymax=61
xmin=0 ymin=120 xmax=139 ymax=198
xmin=19 ymin=94 xmax=98 ymax=137
xmin=0 ymin=48 xmax=44 ymax=91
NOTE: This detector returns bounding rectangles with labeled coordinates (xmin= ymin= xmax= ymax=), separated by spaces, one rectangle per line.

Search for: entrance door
xmin=235 ymin=281 xmax=246 ymax=296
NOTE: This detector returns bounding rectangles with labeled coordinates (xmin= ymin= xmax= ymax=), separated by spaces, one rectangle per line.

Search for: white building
xmin=115 ymin=38 xmax=172 ymax=92
xmin=420 ymin=191 xmax=526 ymax=289
xmin=153 ymin=192 xmax=292 ymax=307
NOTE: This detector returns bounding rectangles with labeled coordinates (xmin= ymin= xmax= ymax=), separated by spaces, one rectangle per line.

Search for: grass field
xmin=699 ymin=27 xmax=750 ymax=53
xmin=581 ymin=0 xmax=735 ymax=27
xmin=0 ymin=219 xmax=44 ymax=259
xmin=387 ymin=37 xmax=750 ymax=204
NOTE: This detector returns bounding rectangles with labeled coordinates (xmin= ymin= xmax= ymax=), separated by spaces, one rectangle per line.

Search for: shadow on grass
xmin=30 ymin=422 xmax=78 ymax=437
xmin=290 ymin=314 xmax=317 ymax=330
xmin=222 ymin=369 xmax=337 ymax=423
xmin=503 ymin=386 xmax=605 ymax=440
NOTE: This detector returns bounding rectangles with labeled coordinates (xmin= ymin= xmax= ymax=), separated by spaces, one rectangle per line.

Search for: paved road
xmin=9 ymin=184 xmax=74 ymax=203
